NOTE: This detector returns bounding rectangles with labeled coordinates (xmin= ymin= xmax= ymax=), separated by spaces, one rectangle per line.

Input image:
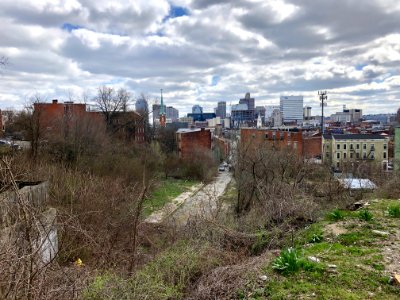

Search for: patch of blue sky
xmin=355 ymin=63 xmax=368 ymax=71
xmin=211 ymin=75 xmax=220 ymax=86
xmin=163 ymin=5 xmax=189 ymax=22
xmin=61 ymin=23 xmax=82 ymax=32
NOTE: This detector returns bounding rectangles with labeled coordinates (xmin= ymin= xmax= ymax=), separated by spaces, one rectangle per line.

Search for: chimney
xmin=52 ymin=99 xmax=58 ymax=104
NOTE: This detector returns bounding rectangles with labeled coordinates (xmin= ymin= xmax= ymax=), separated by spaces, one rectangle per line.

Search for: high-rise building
xmin=265 ymin=105 xmax=280 ymax=118
xmin=280 ymin=96 xmax=303 ymax=124
xmin=215 ymin=101 xmax=226 ymax=119
xmin=135 ymin=98 xmax=148 ymax=113
xmin=271 ymin=109 xmax=283 ymax=127
xmin=166 ymin=106 xmax=179 ymax=122
xmin=192 ymin=105 xmax=203 ymax=114
xmin=239 ymin=92 xmax=255 ymax=110
xmin=303 ymin=106 xmax=312 ymax=120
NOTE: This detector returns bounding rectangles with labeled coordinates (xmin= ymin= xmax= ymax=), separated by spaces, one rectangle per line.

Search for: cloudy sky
xmin=1 ymin=0 xmax=400 ymax=116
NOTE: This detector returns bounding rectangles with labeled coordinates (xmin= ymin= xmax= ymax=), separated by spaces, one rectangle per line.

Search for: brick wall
xmin=303 ymin=136 xmax=322 ymax=158
xmin=240 ymin=128 xmax=303 ymax=157
xmin=177 ymin=129 xmax=212 ymax=159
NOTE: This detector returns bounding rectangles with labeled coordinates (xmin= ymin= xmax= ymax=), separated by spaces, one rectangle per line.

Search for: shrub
xmin=327 ymin=209 xmax=345 ymax=221
xmin=387 ymin=204 xmax=400 ymax=218
xmin=358 ymin=209 xmax=373 ymax=221
xmin=272 ymin=248 xmax=301 ymax=274
xmin=309 ymin=233 xmax=324 ymax=244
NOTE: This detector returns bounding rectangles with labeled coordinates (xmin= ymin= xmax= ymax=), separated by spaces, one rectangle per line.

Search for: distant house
xmin=34 ymin=99 xmax=145 ymax=143
xmin=322 ymin=134 xmax=389 ymax=170
xmin=176 ymin=128 xmax=212 ymax=159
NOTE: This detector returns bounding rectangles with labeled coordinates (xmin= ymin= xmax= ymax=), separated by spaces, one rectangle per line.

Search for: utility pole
xmin=318 ymin=91 xmax=327 ymax=134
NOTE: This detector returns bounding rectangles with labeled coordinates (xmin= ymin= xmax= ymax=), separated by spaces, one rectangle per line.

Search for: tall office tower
xmin=239 ymin=92 xmax=255 ymax=110
xmin=216 ymin=101 xmax=226 ymax=119
xmin=192 ymin=105 xmax=203 ymax=114
xmin=303 ymin=106 xmax=312 ymax=120
xmin=280 ymin=96 xmax=304 ymax=124
xmin=135 ymin=98 xmax=148 ymax=113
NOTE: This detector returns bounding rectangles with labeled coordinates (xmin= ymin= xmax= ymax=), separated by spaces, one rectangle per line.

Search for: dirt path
xmin=170 ymin=171 xmax=232 ymax=226
xmin=145 ymin=171 xmax=232 ymax=226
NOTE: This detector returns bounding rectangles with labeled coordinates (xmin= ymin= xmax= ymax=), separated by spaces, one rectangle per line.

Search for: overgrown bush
xmin=83 ymin=242 xmax=228 ymax=300
xmin=358 ymin=209 xmax=373 ymax=221
xmin=387 ymin=204 xmax=400 ymax=218
xmin=327 ymin=209 xmax=345 ymax=221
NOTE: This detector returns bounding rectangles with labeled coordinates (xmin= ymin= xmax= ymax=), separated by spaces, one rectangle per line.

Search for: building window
xmin=371 ymin=144 xmax=375 ymax=151
xmin=343 ymin=144 xmax=347 ymax=150
xmin=363 ymin=152 xmax=367 ymax=159
xmin=343 ymin=153 xmax=347 ymax=159
xmin=350 ymin=144 xmax=354 ymax=150
xmin=384 ymin=152 xmax=387 ymax=159
xmin=356 ymin=152 xmax=360 ymax=159
xmin=337 ymin=144 xmax=340 ymax=150
xmin=350 ymin=152 xmax=353 ymax=159
xmin=265 ymin=133 xmax=268 ymax=139
xmin=337 ymin=153 xmax=340 ymax=159
xmin=363 ymin=144 xmax=366 ymax=150
xmin=384 ymin=144 xmax=387 ymax=150
xmin=280 ymin=134 xmax=284 ymax=141
xmin=356 ymin=144 xmax=360 ymax=150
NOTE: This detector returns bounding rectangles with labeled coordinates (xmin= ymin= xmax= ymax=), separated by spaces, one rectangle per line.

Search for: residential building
xmin=280 ymin=96 xmax=303 ymax=124
xmin=192 ymin=105 xmax=203 ymax=114
xmin=395 ymin=127 xmax=400 ymax=171
xmin=322 ymin=134 xmax=389 ymax=169
xmin=176 ymin=128 xmax=212 ymax=159
xmin=215 ymin=101 xmax=226 ymax=119
xmin=240 ymin=128 xmax=322 ymax=159
xmin=34 ymin=99 xmax=145 ymax=143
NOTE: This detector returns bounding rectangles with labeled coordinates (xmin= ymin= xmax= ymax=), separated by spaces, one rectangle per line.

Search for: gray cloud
xmin=0 ymin=0 xmax=399 ymax=116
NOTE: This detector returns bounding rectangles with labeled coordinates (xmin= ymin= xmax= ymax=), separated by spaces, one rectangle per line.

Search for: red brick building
xmin=240 ymin=128 xmax=322 ymax=158
xmin=34 ymin=100 xmax=145 ymax=143
xmin=176 ymin=128 xmax=212 ymax=159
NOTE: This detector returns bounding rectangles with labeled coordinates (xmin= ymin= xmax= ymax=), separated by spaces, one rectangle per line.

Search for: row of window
xmin=326 ymin=151 xmax=387 ymax=159
xmin=327 ymin=143 xmax=387 ymax=151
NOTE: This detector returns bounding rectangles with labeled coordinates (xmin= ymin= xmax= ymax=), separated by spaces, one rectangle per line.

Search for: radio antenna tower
xmin=318 ymin=91 xmax=327 ymax=134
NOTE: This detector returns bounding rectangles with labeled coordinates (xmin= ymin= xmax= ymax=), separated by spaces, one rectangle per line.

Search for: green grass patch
xmin=326 ymin=208 xmax=345 ymax=221
xmin=143 ymin=178 xmax=197 ymax=216
xmin=358 ymin=209 xmax=374 ymax=221
xmin=241 ymin=199 xmax=400 ymax=300
xmin=387 ymin=204 xmax=400 ymax=218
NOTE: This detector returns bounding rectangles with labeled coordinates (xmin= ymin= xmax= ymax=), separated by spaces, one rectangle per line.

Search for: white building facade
xmin=280 ymin=96 xmax=304 ymax=124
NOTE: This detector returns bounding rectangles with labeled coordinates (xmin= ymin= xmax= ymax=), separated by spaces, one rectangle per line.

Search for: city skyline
xmin=0 ymin=0 xmax=399 ymax=116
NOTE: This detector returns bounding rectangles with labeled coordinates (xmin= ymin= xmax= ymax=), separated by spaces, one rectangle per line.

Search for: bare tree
xmin=94 ymin=86 xmax=131 ymax=129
